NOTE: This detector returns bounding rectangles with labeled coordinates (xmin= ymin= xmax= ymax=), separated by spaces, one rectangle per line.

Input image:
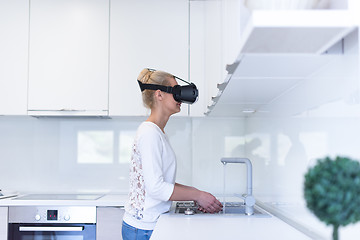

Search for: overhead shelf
xmin=205 ymin=54 xmax=343 ymax=117
xmin=205 ymin=10 xmax=358 ymax=117
xmin=239 ymin=10 xmax=357 ymax=54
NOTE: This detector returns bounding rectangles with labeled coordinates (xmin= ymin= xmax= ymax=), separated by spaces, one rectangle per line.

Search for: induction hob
xmin=13 ymin=194 xmax=104 ymax=200
xmin=0 ymin=190 xmax=18 ymax=199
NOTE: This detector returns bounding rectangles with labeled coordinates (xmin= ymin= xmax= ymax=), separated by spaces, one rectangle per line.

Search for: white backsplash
xmin=0 ymin=115 xmax=247 ymax=195
xmin=2 ymin=106 xmax=359 ymax=203
xmin=1 ymin=101 xmax=359 ymax=202
xmin=0 ymin=116 xmax=194 ymax=194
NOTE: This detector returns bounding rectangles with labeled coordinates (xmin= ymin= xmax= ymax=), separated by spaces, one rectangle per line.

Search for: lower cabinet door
xmin=96 ymin=207 xmax=125 ymax=240
xmin=0 ymin=207 xmax=8 ymax=240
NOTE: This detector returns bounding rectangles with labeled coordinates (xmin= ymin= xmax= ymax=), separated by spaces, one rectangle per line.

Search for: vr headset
xmin=137 ymin=68 xmax=199 ymax=104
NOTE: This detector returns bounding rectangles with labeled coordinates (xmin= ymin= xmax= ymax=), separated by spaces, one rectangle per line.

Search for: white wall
xmin=0 ymin=116 xmax=195 ymax=193
xmin=191 ymin=117 xmax=246 ymax=195
xmin=0 ymin=115 xmax=246 ymax=195
xmin=242 ymin=30 xmax=359 ymax=202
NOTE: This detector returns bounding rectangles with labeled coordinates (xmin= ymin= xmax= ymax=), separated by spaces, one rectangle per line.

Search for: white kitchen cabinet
xmin=0 ymin=0 xmax=29 ymax=115
xmin=0 ymin=207 xmax=8 ymax=239
xmin=238 ymin=10 xmax=357 ymax=54
xmin=204 ymin=9 xmax=358 ymax=117
xmin=109 ymin=0 xmax=189 ymax=116
xmin=96 ymin=207 xmax=125 ymax=240
xmin=189 ymin=0 xmax=242 ymax=116
xmin=28 ymin=0 xmax=109 ymax=116
xmin=207 ymin=54 xmax=342 ymax=117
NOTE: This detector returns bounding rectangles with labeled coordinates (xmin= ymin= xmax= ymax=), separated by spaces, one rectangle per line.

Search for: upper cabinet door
xmin=28 ymin=0 xmax=109 ymax=116
xmin=189 ymin=0 xmax=242 ymax=117
xmin=0 ymin=0 xmax=29 ymax=115
xmin=109 ymin=0 xmax=189 ymax=116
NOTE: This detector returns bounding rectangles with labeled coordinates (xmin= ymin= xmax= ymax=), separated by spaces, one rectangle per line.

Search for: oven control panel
xmin=9 ymin=206 xmax=96 ymax=224
xmin=33 ymin=209 xmax=64 ymax=221
xmin=47 ymin=209 xmax=58 ymax=220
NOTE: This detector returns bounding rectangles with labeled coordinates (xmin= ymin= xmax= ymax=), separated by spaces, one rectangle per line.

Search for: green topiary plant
xmin=304 ymin=156 xmax=360 ymax=240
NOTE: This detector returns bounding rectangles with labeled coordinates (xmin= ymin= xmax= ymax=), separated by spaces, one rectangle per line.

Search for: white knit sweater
xmin=123 ymin=121 xmax=176 ymax=230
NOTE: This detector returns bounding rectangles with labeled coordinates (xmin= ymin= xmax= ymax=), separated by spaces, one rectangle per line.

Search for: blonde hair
xmin=137 ymin=68 xmax=174 ymax=109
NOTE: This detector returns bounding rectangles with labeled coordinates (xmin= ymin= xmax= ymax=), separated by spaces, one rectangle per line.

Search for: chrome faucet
xmin=221 ymin=158 xmax=255 ymax=215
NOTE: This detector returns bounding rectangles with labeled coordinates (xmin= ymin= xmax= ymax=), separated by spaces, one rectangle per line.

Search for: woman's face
xmin=162 ymin=77 xmax=181 ymax=115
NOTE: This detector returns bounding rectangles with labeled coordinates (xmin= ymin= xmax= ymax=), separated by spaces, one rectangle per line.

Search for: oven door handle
xmin=19 ymin=226 xmax=84 ymax=232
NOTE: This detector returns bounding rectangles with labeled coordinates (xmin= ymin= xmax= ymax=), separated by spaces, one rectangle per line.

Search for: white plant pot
xmin=244 ymin=0 xmax=329 ymax=10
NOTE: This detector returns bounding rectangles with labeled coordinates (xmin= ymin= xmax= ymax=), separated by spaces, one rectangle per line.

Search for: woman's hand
xmin=169 ymin=183 xmax=222 ymax=213
xmin=195 ymin=191 xmax=222 ymax=213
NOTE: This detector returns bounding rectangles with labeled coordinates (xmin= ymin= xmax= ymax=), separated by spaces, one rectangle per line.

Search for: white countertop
xmin=260 ymin=201 xmax=360 ymax=240
xmin=149 ymin=197 xmax=313 ymax=240
xmin=0 ymin=194 xmax=128 ymax=207
xmin=151 ymin=208 xmax=312 ymax=240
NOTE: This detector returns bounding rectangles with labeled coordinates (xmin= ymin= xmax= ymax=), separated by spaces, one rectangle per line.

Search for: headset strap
xmin=137 ymin=80 xmax=174 ymax=94
xmin=147 ymin=68 xmax=191 ymax=85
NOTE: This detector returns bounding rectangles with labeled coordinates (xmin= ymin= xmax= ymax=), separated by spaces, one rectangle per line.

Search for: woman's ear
xmin=154 ymin=90 xmax=163 ymax=101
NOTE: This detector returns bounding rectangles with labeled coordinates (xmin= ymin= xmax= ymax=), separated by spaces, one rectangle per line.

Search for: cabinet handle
xmin=59 ymin=109 xmax=86 ymax=112
xmin=19 ymin=226 xmax=84 ymax=232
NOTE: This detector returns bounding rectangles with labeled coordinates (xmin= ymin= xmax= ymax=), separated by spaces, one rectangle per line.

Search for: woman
xmin=122 ymin=69 xmax=222 ymax=240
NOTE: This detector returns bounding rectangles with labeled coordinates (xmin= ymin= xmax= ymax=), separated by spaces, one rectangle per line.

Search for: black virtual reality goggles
xmin=137 ymin=69 xmax=199 ymax=104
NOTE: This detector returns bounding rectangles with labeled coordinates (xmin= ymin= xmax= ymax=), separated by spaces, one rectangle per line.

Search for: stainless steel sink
xmin=174 ymin=201 xmax=271 ymax=218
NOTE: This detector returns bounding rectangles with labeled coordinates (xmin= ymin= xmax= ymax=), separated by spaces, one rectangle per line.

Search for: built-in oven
xmin=8 ymin=206 xmax=96 ymax=240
